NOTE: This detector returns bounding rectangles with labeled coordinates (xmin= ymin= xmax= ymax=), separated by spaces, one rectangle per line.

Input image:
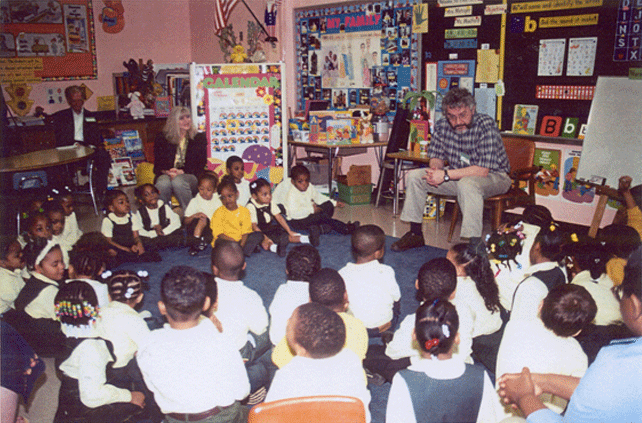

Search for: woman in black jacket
xmin=153 ymin=106 xmax=207 ymax=210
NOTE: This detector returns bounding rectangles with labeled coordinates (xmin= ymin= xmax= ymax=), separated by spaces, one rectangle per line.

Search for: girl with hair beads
xmin=67 ymin=244 xmax=110 ymax=308
xmin=386 ymin=300 xmax=506 ymax=423
xmin=101 ymin=190 xmax=160 ymax=264
xmin=133 ymin=183 xmax=183 ymax=251
xmin=8 ymin=238 xmax=66 ymax=357
xmin=210 ymin=175 xmax=264 ymax=256
xmin=247 ymin=178 xmax=302 ymax=258
xmin=54 ymin=280 xmax=146 ymax=423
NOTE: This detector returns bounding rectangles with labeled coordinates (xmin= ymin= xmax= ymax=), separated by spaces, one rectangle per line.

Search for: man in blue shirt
xmin=391 ymin=88 xmax=510 ymax=252
xmin=497 ymin=246 xmax=642 ymax=422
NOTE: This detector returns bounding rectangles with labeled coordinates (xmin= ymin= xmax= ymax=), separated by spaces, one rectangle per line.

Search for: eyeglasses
xmin=611 ymin=285 xmax=624 ymax=302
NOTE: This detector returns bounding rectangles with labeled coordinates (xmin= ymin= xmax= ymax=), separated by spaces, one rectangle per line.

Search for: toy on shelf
xmin=126 ymin=91 xmax=145 ymax=119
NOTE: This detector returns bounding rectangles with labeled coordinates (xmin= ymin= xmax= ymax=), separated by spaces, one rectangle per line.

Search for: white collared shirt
xmin=73 ymin=109 xmax=84 ymax=142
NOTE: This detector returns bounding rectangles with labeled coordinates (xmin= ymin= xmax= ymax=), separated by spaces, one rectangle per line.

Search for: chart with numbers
xmin=536 ymin=85 xmax=595 ymax=100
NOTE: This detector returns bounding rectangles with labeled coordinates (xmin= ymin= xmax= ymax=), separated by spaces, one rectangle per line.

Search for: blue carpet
xmin=117 ymin=234 xmax=447 ymax=423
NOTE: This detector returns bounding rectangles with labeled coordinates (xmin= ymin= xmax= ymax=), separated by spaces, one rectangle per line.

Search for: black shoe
xmin=276 ymin=237 xmax=288 ymax=257
xmin=188 ymin=245 xmax=199 ymax=256
xmin=319 ymin=223 xmax=332 ymax=234
xmin=309 ymin=226 xmax=321 ymax=247
xmin=390 ymin=231 xmax=425 ymax=252
xmin=347 ymin=220 xmax=360 ymax=234
xmin=366 ymin=369 xmax=386 ymax=386
xmin=381 ymin=330 xmax=394 ymax=345
xmin=198 ymin=238 xmax=209 ymax=251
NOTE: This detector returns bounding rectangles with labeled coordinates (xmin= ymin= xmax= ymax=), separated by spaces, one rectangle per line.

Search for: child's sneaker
xmin=276 ymin=237 xmax=288 ymax=257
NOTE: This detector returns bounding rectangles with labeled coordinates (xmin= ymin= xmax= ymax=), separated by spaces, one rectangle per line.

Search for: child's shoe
xmin=276 ymin=237 xmax=288 ymax=257
xmin=309 ymin=225 xmax=321 ymax=247
xmin=188 ymin=245 xmax=199 ymax=256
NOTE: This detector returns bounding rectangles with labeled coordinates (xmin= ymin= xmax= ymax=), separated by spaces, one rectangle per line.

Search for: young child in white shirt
xmin=227 ymin=155 xmax=251 ymax=206
xmin=339 ymin=224 xmax=400 ymax=337
xmin=272 ymin=165 xmax=358 ymax=246
xmin=387 ymin=300 xmax=506 ymax=423
xmin=133 ymin=183 xmax=183 ymax=251
xmin=44 ymin=200 xmax=72 ymax=266
xmin=496 ymin=284 xmax=596 ymax=415
xmin=67 ymin=244 xmax=109 ymax=309
xmin=54 ymin=280 xmax=146 ymax=422
xmin=0 ymin=235 xmax=26 ymax=316
xmin=184 ymin=173 xmax=221 ymax=256
xmin=137 ymin=265 xmax=250 ymax=422
xmin=266 ymin=302 xmax=371 ymax=422
xmin=57 ymin=187 xmax=83 ymax=248
xmin=269 ymin=245 xmax=321 ymax=344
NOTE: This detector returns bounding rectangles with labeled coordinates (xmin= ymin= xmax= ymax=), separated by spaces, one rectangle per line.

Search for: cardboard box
xmin=337 ymin=182 xmax=372 ymax=205
xmin=336 ymin=164 xmax=371 ymax=186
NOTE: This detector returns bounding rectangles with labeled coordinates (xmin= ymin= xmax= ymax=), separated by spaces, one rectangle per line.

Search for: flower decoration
xmin=263 ymin=94 xmax=274 ymax=106
xmin=256 ymin=87 xmax=266 ymax=97
xmin=425 ymin=338 xmax=440 ymax=350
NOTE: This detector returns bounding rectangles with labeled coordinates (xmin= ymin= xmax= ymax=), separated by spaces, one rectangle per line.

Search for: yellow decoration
xmin=230 ymin=45 xmax=248 ymax=63
xmin=4 ymin=83 xmax=34 ymax=117
xmin=270 ymin=166 xmax=284 ymax=184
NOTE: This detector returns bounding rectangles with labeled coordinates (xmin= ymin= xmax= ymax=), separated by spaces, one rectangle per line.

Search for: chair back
xmin=248 ymin=396 xmax=366 ymax=423
xmin=502 ymin=136 xmax=535 ymax=174
xmin=12 ymin=171 xmax=47 ymax=190
xmin=384 ymin=104 xmax=411 ymax=155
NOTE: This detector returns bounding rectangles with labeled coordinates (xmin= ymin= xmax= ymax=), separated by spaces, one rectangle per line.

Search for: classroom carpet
xmin=116 ymin=234 xmax=447 ymax=423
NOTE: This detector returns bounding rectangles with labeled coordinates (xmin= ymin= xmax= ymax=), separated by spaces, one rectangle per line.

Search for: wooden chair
xmin=446 ymin=136 xmax=539 ymax=242
xmin=248 ymin=396 xmax=366 ymax=423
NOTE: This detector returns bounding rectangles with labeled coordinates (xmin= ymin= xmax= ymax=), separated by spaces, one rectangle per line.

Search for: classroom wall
xmin=2 ymin=0 xmax=279 ymax=114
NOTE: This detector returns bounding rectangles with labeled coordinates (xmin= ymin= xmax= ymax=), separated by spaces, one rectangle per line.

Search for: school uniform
xmin=268 ymin=280 xmax=309 ymax=345
xmin=133 ymin=200 xmax=184 ymax=250
xmin=510 ymin=262 xmax=567 ymax=321
xmin=97 ymin=301 xmax=150 ymax=368
xmin=62 ymin=211 xmax=83 ymax=248
xmin=386 ymin=356 xmax=507 ymax=423
xmin=0 ymin=266 xmax=25 ymax=315
xmin=247 ymin=198 xmax=289 ymax=248
xmin=184 ymin=193 xmax=222 ymax=245
xmin=236 ymin=179 xmax=251 ymax=207
xmin=101 ymin=212 xmax=160 ymax=264
xmin=571 ymin=270 xmax=622 ymax=326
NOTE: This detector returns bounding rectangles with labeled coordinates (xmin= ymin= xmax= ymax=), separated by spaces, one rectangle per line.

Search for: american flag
xmin=214 ymin=0 xmax=241 ymax=34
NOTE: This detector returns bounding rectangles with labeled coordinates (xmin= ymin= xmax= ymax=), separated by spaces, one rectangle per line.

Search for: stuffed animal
xmin=127 ymin=91 xmax=145 ymax=119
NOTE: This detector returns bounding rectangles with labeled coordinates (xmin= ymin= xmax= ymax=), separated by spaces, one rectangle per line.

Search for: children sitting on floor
xmin=210 ymin=240 xmax=270 ymax=394
xmin=133 ymin=183 xmax=184 ymax=251
xmin=613 ymin=175 xmax=642 ymax=238
xmin=598 ymin=223 xmax=641 ymax=287
xmin=53 ymin=186 xmax=83 ymax=248
xmin=18 ymin=207 xmax=52 ymax=247
xmin=339 ymin=224 xmax=400 ymax=337
xmin=44 ymin=199 xmax=72 ymax=261
xmin=227 ymin=155 xmax=251 ymax=206
xmin=496 ymin=284 xmax=596 ymax=415
xmin=510 ymin=222 xmax=569 ymax=321
xmin=486 ymin=204 xmax=553 ymax=311
xmin=137 ymin=266 xmax=250 ymax=423
xmin=210 ymin=175 xmax=264 ymax=257
xmin=67 ymin=244 xmax=109 ymax=309
xmin=247 ymin=178 xmax=300 ymax=257
xmin=265 ymin=302 xmax=371 ymax=422
xmin=386 ymin=300 xmax=506 ymax=423
xmin=0 ymin=235 xmax=26 ymax=316
xmin=101 ymin=190 xmax=161 ymax=264
xmin=272 ymin=164 xmax=358 ymax=246
xmin=268 ymin=244 xmax=321 ymax=345
xmin=184 ymin=172 xmax=221 ymax=256
xmin=272 ymin=268 xmax=368 ymax=368
xmin=8 ymin=238 xmax=66 ymax=358
xmin=54 ymin=280 xmax=146 ymax=423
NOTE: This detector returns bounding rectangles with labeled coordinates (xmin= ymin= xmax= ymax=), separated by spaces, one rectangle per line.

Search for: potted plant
xmin=402 ymin=90 xmax=441 ymax=153
xmin=401 ymin=89 xmax=441 ymax=117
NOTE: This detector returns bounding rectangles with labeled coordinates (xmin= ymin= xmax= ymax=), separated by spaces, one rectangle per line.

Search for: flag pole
xmin=239 ymin=0 xmax=276 ymax=42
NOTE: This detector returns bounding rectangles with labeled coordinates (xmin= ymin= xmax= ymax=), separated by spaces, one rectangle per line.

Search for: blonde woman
xmin=153 ymin=107 xmax=207 ymax=210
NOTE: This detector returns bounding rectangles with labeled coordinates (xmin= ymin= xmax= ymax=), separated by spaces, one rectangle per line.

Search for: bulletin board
xmin=0 ymin=0 xmax=97 ymax=81
xmin=294 ymin=0 xmax=421 ymax=118
xmin=190 ymin=63 xmax=286 ymax=185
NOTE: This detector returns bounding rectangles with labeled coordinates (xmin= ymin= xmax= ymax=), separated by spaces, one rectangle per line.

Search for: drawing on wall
xmin=4 ymin=1 xmax=64 ymax=24
xmin=567 ymin=37 xmax=597 ymax=76
xmin=534 ymin=148 xmax=561 ymax=197
xmin=538 ymin=38 xmax=565 ymax=77
xmin=64 ymin=4 xmax=89 ymax=53
xmin=16 ymin=32 xmax=65 ymax=57
xmin=512 ymin=104 xmax=538 ymax=135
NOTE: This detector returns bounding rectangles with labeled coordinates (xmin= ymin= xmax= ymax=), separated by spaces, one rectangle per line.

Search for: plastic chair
xmin=444 ymin=135 xmax=539 ymax=241
xmin=248 ymin=396 xmax=366 ymax=423
xmin=10 ymin=171 xmax=49 ymax=232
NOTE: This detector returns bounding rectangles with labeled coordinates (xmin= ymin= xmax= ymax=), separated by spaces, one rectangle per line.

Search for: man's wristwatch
xmin=443 ymin=169 xmax=450 ymax=182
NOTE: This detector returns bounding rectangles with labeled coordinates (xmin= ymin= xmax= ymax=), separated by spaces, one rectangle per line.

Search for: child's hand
xmin=288 ymin=233 xmax=301 ymax=243
xmin=261 ymin=236 xmax=272 ymax=250
xmin=153 ymin=224 xmax=164 ymax=236
xmin=130 ymin=391 xmax=146 ymax=408
xmin=312 ymin=203 xmax=323 ymax=214
xmin=196 ymin=212 xmax=208 ymax=221
xmin=619 ymin=176 xmax=632 ymax=192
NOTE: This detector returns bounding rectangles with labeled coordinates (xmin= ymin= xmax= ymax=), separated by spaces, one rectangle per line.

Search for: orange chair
xmin=248 ymin=396 xmax=366 ymax=423
xmin=446 ymin=136 xmax=539 ymax=241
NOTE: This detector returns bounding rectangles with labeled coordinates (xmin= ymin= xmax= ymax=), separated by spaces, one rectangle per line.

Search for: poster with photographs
xmin=295 ymin=1 xmax=419 ymax=118
xmin=190 ymin=63 xmax=286 ymax=183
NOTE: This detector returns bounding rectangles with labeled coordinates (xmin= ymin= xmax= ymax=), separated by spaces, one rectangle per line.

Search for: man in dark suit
xmin=52 ymin=85 xmax=109 ymax=194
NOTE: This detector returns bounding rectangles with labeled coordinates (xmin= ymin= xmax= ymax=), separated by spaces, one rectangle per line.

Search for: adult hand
xmin=498 ymin=367 xmax=541 ymax=407
xmin=423 ymin=168 xmax=444 ymax=187
xmin=130 ymin=391 xmax=146 ymax=408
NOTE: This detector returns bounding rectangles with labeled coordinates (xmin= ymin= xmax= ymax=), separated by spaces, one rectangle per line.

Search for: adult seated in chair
xmin=391 ymin=88 xmax=511 ymax=252
xmin=52 ymin=85 xmax=110 ymax=194
xmin=153 ymin=106 xmax=207 ymax=210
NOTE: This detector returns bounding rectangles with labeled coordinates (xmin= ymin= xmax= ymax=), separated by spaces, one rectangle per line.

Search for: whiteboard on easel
xmin=189 ymin=63 xmax=287 ymax=185
xmin=576 ymin=76 xmax=642 ymax=188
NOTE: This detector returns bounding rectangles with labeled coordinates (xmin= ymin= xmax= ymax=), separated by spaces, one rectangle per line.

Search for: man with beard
xmin=391 ymin=88 xmax=511 ymax=252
